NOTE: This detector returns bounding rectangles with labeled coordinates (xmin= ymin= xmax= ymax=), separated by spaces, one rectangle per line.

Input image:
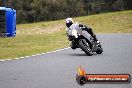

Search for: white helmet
xmin=65 ymin=18 xmax=74 ymax=27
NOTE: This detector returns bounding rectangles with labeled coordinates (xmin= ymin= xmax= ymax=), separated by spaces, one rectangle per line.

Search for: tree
xmin=123 ymin=0 xmax=132 ymax=10
xmin=5 ymin=0 xmax=131 ymax=24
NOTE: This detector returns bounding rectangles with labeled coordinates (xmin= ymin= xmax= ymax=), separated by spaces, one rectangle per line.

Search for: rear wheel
xmin=96 ymin=45 xmax=103 ymax=54
xmin=79 ymin=39 xmax=92 ymax=56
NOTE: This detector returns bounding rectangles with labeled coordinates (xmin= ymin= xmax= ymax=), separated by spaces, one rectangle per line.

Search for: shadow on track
xmin=66 ymin=52 xmax=99 ymax=57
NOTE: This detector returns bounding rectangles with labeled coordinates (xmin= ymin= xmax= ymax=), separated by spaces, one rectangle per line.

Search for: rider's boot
xmin=70 ymin=41 xmax=78 ymax=49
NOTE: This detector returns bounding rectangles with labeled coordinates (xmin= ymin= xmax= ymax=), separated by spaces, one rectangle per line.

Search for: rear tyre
xmin=79 ymin=39 xmax=92 ymax=56
xmin=96 ymin=45 xmax=103 ymax=54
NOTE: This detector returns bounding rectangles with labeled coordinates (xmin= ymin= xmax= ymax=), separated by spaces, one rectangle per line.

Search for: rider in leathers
xmin=66 ymin=18 xmax=99 ymax=49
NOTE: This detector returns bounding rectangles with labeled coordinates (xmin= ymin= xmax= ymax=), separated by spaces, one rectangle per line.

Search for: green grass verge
xmin=0 ymin=10 xmax=132 ymax=60
xmin=0 ymin=30 xmax=69 ymax=59
xmin=75 ymin=10 xmax=132 ymax=33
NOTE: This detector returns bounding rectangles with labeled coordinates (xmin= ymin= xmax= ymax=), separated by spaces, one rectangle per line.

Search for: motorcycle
xmin=67 ymin=23 xmax=103 ymax=56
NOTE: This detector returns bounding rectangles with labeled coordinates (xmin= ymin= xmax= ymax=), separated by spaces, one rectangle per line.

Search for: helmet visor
xmin=66 ymin=21 xmax=73 ymax=27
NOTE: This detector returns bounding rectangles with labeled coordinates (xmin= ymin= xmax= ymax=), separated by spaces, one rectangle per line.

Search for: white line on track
xmin=0 ymin=47 xmax=70 ymax=62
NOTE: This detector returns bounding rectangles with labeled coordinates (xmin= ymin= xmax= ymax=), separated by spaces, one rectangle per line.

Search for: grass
xmin=0 ymin=10 xmax=132 ymax=60
xmin=75 ymin=10 xmax=132 ymax=33
xmin=0 ymin=30 xmax=69 ymax=59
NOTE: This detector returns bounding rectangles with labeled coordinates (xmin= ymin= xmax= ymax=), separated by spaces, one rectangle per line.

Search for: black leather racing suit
xmin=79 ymin=24 xmax=98 ymax=41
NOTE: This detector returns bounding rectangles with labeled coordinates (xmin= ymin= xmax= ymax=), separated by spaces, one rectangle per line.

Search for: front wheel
xmin=78 ymin=39 xmax=92 ymax=56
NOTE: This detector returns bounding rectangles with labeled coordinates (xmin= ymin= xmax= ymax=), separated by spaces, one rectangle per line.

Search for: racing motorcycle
xmin=67 ymin=23 xmax=103 ymax=56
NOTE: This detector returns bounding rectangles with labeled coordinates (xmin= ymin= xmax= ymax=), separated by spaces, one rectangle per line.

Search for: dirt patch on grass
xmin=40 ymin=24 xmax=65 ymax=34
xmin=17 ymin=22 xmax=65 ymax=35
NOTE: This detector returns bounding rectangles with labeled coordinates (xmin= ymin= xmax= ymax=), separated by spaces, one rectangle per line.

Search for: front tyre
xmin=78 ymin=39 xmax=92 ymax=56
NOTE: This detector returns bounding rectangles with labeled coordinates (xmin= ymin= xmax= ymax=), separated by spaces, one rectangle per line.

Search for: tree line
xmin=1 ymin=0 xmax=132 ymax=24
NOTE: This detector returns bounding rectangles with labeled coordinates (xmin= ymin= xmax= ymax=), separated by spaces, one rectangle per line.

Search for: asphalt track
xmin=0 ymin=34 xmax=132 ymax=88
